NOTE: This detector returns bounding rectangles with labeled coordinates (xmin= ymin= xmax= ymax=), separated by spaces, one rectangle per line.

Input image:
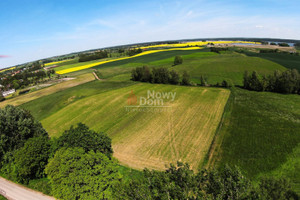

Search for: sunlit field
xmin=56 ymin=47 xmax=203 ymax=74
xmin=26 ymin=83 xmax=230 ymax=170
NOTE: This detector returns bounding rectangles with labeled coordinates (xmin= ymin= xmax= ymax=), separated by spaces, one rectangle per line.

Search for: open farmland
xmin=20 ymin=80 xmax=136 ymax=121
xmin=170 ymin=52 xmax=286 ymax=85
xmin=55 ymin=47 xmax=203 ymax=74
xmin=0 ymin=73 xmax=94 ymax=108
xmin=30 ymin=83 xmax=230 ymax=170
xmin=89 ymin=51 xmax=285 ymax=85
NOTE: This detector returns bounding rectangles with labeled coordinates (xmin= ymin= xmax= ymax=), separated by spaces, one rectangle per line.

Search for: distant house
xmin=2 ymin=89 xmax=15 ymax=97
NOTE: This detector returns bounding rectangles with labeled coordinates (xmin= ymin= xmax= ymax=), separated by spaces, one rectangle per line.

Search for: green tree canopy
xmin=114 ymin=163 xmax=298 ymax=199
xmin=169 ymin=70 xmax=180 ymax=85
xmin=14 ymin=136 xmax=51 ymax=183
xmin=181 ymin=71 xmax=190 ymax=85
xmin=174 ymin=55 xmax=183 ymax=65
xmin=45 ymin=147 xmax=120 ymax=200
xmin=0 ymin=105 xmax=47 ymax=162
xmin=55 ymin=123 xmax=113 ymax=157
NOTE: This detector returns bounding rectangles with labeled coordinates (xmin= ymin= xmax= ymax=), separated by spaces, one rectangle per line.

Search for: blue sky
xmin=1 ymin=0 xmax=300 ymax=68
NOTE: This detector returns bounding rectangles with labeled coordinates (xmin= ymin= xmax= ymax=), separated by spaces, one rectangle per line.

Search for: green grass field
xmin=172 ymin=53 xmax=286 ymax=85
xmin=20 ymin=80 xmax=136 ymax=121
xmin=52 ymin=48 xmax=287 ymax=86
xmin=209 ymin=88 xmax=300 ymax=192
xmin=245 ymin=52 xmax=300 ymax=71
xmin=90 ymin=51 xmax=285 ymax=85
xmin=22 ymin=82 xmax=230 ymax=170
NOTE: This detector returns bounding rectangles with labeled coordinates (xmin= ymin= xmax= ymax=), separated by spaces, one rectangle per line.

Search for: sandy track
xmin=0 ymin=177 xmax=55 ymax=200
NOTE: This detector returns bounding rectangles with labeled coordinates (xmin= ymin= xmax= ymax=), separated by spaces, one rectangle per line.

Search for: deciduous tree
xmin=174 ymin=55 xmax=183 ymax=65
xmin=14 ymin=136 xmax=51 ymax=183
xmin=56 ymin=123 xmax=113 ymax=157
xmin=46 ymin=147 xmax=120 ymax=200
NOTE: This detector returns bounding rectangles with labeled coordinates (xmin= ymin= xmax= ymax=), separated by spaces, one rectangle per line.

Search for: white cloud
xmin=255 ymin=25 xmax=264 ymax=28
xmin=1 ymin=0 xmax=300 ymax=68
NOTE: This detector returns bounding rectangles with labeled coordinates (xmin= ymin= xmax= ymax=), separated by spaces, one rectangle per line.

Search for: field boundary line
xmin=204 ymin=88 xmax=234 ymax=169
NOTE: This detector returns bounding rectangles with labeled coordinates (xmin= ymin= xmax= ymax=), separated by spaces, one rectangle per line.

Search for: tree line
xmin=131 ymin=66 xmax=191 ymax=85
xmin=259 ymin=49 xmax=279 ymax=53
xmin=131 ymin=66 xmax=232 ymax=88
xmin=0 ymin=105 xmax=298 ymax=199
xmin=278 ymin=43 xmax=290 ymax=47
xmin=210 ymin=47 xmax=229 ymax=53
xmin=127 ymin=48 xmax=143 ymax=56
xmin=259 ymin=49 xmax=299 ymax=56
xmin=243 ymin=69 xmax=300 ymax=94
xmin=114 ymin=162 xmax=298 ymax=200
xmin=78 ymin=50 xmax=108 ymax=62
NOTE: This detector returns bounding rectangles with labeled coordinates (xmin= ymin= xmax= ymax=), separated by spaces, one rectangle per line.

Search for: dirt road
xmin=0 ymin=177 xmax=55 ymax=200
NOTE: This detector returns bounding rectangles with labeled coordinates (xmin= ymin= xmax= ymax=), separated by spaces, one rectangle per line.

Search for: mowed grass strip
xmin=41 ymin=83 xmax=230 ymax=170
xmin=0 ymin=73 xmax=94 ymax=108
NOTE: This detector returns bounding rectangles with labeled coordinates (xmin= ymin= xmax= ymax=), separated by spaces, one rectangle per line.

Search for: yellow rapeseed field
xmin=0 ymin=66 xmax=16 ymax=73
xmin=56 ymin=47 xmax=202 ymax=74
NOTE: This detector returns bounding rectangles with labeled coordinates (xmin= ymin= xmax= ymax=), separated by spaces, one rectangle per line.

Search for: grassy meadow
xmin=20 ymin=80 xmax=136 ymax=121
xmin=90 ymin=50 xmax=285 ymax=85
xmin=208 ymin=88 xmax=300 ymax=192
xmin=22 ymin=82 xmax=230 ymax=170
xmin=51 ymin=47 xmax=288 ymax=87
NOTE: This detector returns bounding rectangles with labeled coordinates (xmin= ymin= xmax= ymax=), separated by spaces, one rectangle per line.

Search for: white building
xmin=2 ymin=89 xmax=16 ymax=97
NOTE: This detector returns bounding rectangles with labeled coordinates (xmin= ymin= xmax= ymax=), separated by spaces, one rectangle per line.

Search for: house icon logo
xmin=127 ymin=90 xmax=137 ymax=105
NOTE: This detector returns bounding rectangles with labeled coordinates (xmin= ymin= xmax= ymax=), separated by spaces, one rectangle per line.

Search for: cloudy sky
xmin=0 ymin=0 xmax=300 ymax=68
